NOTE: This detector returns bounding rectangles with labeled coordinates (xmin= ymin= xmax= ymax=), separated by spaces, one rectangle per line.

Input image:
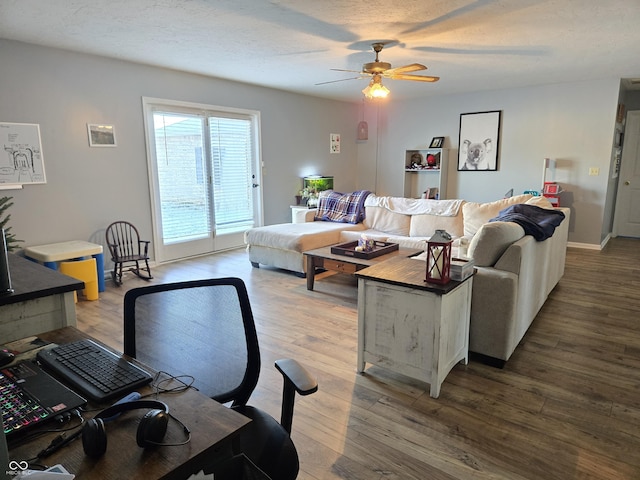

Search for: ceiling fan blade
xmin=384 ymin=63 xmax=427 ymax=75
xmin=315 ymin=76 xmax=363 ymax=86
xmin=330 ymin=68 xmax=365 ymax=74
xmin=386 ymin=73 xmax=440 ymax=82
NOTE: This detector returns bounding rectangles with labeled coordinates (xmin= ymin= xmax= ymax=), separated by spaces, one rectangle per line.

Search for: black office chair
xmin=123 ymin=278 xmax=318 ymax=480
xmin=105 ymin=221 xmax=153 ymax=286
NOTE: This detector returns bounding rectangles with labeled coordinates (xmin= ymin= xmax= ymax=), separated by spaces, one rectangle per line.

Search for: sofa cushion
xmin=340 ymin=229 xmax=388 ymax=243
xmin=462 ymin=194 xmax=533 ymax=236
xmin=467 ymin=221 xmax=525 ymax=267
xmin=409 ymin=211 xmax=464 ymax=238
xmin=245 ymin=221 xmax=364 ymax=252
xmin=526 ymin=195 xmax=554 ymax=209
xmin=363 ymin=206 xmax=411 ymax=236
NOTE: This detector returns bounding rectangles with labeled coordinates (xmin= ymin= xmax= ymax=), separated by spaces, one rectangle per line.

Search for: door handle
xmin=625 ymin=181 xmax=631 ymax=185
xmin=252 ymin=183 xmax=260 ymax=188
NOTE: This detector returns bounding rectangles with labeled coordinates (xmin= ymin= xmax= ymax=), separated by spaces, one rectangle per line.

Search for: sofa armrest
xmin=469 ymin=267 xmax=519 ymax=360
xmin=295 ymin=208 xmax=318 ymax=223
xmin=493 ymin=235 xmax=530 ymax=274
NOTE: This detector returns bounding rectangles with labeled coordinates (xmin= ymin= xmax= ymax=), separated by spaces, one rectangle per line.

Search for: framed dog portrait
xmin=457 ymin=110 xmax=501 ymax=171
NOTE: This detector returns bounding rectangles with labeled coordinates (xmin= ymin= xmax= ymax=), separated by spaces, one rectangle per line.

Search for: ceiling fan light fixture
xmin=362 ymin=75 xmax=390 ymax=99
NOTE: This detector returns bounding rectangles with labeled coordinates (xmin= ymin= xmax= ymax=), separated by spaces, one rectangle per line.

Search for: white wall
xmin=0 ymin=40 xmax=359 ymax=259
xmin=358 ymin=78 xmax=621 ymax=247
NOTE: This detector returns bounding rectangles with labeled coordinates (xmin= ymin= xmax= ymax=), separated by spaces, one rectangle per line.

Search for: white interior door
xmin=614 ymin=110 xmax=640 ymax=238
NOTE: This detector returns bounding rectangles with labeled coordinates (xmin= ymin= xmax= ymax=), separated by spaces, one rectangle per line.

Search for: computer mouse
xmin=0 ymin=348 xmax=15 ymax=367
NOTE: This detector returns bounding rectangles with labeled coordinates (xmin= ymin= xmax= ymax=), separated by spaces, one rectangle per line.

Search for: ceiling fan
xmin=317 ymin=42 xmax=439 ymax=97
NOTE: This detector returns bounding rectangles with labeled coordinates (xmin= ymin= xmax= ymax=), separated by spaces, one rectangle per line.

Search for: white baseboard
xmin=567 ymin=241 xmax=602 ymax=250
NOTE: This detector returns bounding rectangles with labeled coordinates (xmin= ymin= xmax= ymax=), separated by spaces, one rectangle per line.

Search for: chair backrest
xmin=105 ymin=221 xmax=143 ymax=261
xmin=123 ymin=278 xmax=260 ymax=406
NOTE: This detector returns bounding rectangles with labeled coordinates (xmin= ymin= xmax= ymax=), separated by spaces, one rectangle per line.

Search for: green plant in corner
xmin=0 ymin=196 xmax=22 ymax=252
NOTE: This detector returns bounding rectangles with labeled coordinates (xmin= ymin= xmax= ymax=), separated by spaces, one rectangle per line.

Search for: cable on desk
xmin=138 ymin=371 xmax=194 ymax=447
xmin=10 ymin=408 xmax=85 ymax=451
xmin=149 ymin=370 xmax=197 ymax=396
xmin=21 ymin=409 xmax=86 ymax=462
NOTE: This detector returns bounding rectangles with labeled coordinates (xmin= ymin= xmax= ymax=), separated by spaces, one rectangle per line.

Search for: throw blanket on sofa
xmin=364 ymin=194 xmax=464 ymax=216
xmin=490 ymin=204 xmax=565 ymax=240
xmin=314 ymin=190 xmax=371 ymax=224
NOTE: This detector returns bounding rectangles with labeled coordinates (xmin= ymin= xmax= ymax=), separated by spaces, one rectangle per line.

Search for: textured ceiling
xmin=2 ymin=0 xmax=640 ymax=102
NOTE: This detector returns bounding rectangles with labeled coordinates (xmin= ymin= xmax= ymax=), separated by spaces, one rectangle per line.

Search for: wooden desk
xmin=0 ymin=254 xmax=83 ymax=343
xmin=8 ymin=327 xmax=251 ymax=479
xmin=355 ymin=257 xmax=473 ymax=398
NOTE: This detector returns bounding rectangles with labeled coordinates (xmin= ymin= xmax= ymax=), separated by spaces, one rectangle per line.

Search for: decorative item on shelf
xmin=426 ymin=152 xmax=439 ymax=167
xmin=421 ymin=187 xmax=438 ymax=200
xmin=425 ymin=230 xmax=452 ymax=285
xmin=542 ymin=182 xmax=563 ymax=207
xmin=356 ymin=234 xmax=375 ymax=253
xmin=429 ymin=137 xmax=444 ymax=148
xmin=299 ymin=188 xmax=317 ymax=207
xmin=410 ymin=152 xmax=423 ymax=166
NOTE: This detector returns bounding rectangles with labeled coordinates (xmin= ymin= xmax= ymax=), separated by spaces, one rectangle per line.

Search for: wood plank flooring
xmin=75 ymin=237 xmax=640 ymax=479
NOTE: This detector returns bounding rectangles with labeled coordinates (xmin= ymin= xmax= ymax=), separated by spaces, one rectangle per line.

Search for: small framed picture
xmin=429 ymin=136 xmax=444 ymax=148
xmin=87 ymin=124 xmax=117 ymax=147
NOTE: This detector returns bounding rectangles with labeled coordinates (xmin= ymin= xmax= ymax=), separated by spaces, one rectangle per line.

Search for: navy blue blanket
xmin=489 ymin=204 xmax=565 ymax=240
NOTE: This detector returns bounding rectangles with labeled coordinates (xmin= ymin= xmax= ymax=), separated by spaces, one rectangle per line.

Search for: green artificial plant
xmin=0 ymin=196 xmax=22 ymax=252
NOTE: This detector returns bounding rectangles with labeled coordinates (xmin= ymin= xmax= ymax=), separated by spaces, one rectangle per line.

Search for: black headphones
xmin=82 ymin=400 xmax=170 ymax=458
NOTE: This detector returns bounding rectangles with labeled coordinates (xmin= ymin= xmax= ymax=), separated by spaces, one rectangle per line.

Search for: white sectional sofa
xmin=245 ymin=192 xmax=570 ymax=364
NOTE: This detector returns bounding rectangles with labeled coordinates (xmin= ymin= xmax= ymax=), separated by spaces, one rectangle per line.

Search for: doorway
xmin=143 ymin=98 xmax=262 ymax=263
xmin=613 ymin=110 xmax=640 ymax=238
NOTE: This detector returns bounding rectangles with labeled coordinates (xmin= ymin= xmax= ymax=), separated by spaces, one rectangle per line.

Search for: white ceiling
xmin=2 ymin=0 xmax=640 ymax=102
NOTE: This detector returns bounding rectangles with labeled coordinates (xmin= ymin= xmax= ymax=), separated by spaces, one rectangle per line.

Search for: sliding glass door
xmin=143 ymin=99 xmax=262 ymax=263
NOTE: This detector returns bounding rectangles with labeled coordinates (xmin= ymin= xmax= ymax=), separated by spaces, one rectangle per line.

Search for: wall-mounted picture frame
xmin=87 ymin=124 xmax=117 ymax=147
xmin=458 ymin=110 xmax=501 ymax=171
xmin=429 ymin=136 xmax=444 ymax=148
xmin=0 ymin=122 xmax=47 ymax=185
xmin=330 ymin=133 xmax=340 ymax=153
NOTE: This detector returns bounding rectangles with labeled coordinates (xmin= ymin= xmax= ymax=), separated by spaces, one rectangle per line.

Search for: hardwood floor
xmin=75 ymin=238 xmax=640 ymax=480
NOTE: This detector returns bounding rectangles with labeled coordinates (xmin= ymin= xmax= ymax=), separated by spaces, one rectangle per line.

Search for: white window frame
xmin=142 ymin=97 xmax=263 ymax=263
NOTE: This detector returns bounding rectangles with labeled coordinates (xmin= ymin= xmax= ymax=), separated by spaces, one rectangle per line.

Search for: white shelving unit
xmin=403 ymin=148 xmax=448 ymax=199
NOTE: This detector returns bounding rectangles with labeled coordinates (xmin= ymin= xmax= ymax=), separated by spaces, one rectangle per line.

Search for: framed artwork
xmin=87 ymin=124 xmax=117 ymax=147
xmin=457 ymin=110 xmax=501 ymax=171
xmin=0 ymin=122 xmax=47 ymax=185
xmin=429 ymin=136 xmax=444 ymax=148
xmin=330 ymin=133 xmax=340 ymax=153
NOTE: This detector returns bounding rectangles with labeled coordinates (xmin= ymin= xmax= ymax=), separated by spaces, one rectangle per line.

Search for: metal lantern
xmin=425 ymin=229 xmax=452 ymax=284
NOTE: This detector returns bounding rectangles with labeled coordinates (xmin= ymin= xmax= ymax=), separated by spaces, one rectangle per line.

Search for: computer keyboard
xmin=0 ymin=367 xmax=50 ymax=435
xmin=36 ymin=339 xmax=153 ymax=402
